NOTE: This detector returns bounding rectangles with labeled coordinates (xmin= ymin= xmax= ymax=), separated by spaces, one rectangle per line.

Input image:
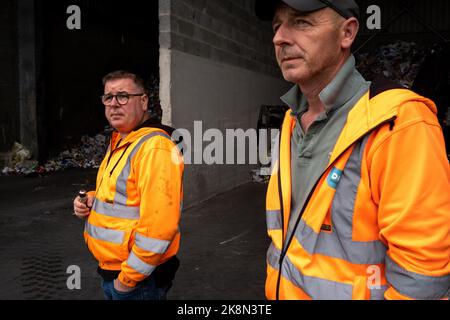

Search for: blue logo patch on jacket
xmin=327 ymin=167 xmax=343 ymax=189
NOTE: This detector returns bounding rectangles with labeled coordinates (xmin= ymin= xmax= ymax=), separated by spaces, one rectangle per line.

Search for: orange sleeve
xmin=370 ymin=102 xmax=450 ymax=300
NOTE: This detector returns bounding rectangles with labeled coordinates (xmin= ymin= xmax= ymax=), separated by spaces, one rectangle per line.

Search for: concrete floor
xmin=0 ymin=169 xmax=269 ymax=300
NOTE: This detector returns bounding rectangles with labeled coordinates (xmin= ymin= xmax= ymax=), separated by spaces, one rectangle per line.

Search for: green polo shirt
xmin=280 ymin=55 xmax=371 ymax=239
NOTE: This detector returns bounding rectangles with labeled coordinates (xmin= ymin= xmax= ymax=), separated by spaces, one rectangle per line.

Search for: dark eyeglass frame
xmin=100 ymin=92 xmax=145 ymax=106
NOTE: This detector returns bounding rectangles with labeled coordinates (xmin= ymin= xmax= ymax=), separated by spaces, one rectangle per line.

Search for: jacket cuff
xmin=117 ymin=272 xmax=138 ymax=288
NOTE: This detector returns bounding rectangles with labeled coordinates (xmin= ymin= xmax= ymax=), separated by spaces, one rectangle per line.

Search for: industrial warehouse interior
xmin=0 ymin=0 xmax=449 ymax=307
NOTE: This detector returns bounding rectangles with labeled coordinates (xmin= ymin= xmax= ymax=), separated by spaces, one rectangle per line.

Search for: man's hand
xmin=73 ymin=194 xmax=94 ymax=220
xmin=114 ymin=279 xmax=135 ymax=293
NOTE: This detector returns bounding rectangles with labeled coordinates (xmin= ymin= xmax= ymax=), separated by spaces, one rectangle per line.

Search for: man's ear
xmin=142 ymin=94 xmax=149 ymax=112
xmin=341 ymin=17 xmax=359 ymax=50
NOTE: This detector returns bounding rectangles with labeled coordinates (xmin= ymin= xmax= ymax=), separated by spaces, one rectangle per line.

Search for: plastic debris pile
xmin=43 ymin=129 xmax=112 ymax=172
xmin=2 ymin=127 xmax=113 ymax=176
xmin=250 ymin=167 xmax=271 ymax=184
xmin=356 ymin=41 xmax=427 ymax=88
xmin=2 ymin=142 xmax=39 ymax=176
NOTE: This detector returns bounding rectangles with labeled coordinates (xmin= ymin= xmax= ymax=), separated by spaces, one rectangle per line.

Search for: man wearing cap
xmin=256 ymin=0 xmax=450 ymax=300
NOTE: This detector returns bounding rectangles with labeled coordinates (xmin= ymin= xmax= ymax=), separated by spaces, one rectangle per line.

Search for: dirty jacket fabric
xmin=266 ymin=79 xmax=450 ymax=300
xmin=84 ymin=121 xmax=184 ymax=287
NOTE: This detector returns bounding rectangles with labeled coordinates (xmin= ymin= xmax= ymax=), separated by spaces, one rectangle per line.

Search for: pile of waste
xmin=1 ymin=142 xmax=39 ymax=176
xmin=2 ymin=127 xmax=112 ymax=176
xmin=356 ymin=41 xmax=427 ymax=88
xmin=43 ymin=129 xmax=111 ymax=172
xmin=250 ymin=167 xmax=271 ymax=184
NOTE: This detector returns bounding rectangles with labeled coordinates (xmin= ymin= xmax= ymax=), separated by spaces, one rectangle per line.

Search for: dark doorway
xmin=36 ymin=0 xmax=159 ymax=159
xmin=0 ymin=0 xmax=19 ymax=154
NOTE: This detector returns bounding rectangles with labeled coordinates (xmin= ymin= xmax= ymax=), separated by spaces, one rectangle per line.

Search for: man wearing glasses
xmin=256 ymin=0 xmax=450 ymax=300
xmin=73 ymin=71 xmax=184 ymax=300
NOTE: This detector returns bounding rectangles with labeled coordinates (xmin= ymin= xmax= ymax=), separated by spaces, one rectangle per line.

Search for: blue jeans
xmin=101 ymin=277 xmax=170 ymax=300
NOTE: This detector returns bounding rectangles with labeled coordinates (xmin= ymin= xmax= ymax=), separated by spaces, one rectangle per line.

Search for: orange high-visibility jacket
xmin=84 ymin=125 xmax=184 ymax=287
xmin=266 ymin=85 xmax=450 ymax=300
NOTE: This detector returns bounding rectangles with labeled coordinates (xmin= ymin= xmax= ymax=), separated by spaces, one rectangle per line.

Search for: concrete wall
xmin=0 ymin=0 xmax=39 ymax=164
xmin=159 ymin=0 xmax=290 ymax=207
xmin=170 ymin=51 xmax=289 ymax=207
xmin=17 ymin=0 xmax=39 ymax=159
xmin=0 ymin=0 xmax=19 ymax=159
xmin=160 ymin=0 xmax=279 ymax=79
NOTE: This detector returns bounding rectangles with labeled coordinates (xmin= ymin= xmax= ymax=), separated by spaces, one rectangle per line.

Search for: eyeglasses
xmin=100 ymin=92 xmax=145 ymax=106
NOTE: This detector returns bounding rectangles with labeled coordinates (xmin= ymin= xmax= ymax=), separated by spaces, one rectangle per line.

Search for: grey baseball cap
xmin=255 ymin=0 xmax=360 ymax=20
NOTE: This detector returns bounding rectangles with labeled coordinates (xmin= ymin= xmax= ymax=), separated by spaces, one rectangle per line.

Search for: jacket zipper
xmin=108 ymin=143 xmax=131 ymax=177
xmin=95 ymin=141 xmax=132 ymax=196
xmin=276 ymin=164 xmax=285 ymax=301
xmin=274 ymin=116 xmax=397 ymax=299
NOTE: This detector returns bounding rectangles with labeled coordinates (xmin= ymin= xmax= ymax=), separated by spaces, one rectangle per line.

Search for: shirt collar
xmin=280 ymin=55 xmax=365 ymax=116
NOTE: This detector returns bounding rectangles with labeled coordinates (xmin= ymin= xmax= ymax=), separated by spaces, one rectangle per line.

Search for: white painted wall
xmin=162 ymin=49 xmax=291 ymax=207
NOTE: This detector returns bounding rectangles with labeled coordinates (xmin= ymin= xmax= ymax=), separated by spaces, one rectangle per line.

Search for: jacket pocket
xmin=85 ymin=222 xmax=133 ymax=264
xmin=115 ymin=227 xmax=133 ymax=261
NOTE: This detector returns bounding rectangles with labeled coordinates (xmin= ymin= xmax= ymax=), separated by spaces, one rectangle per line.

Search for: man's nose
xmin=273 ymin=23 xmax=291 ymax=47
xmin=110 ymin=96 xmax=120 ymax=107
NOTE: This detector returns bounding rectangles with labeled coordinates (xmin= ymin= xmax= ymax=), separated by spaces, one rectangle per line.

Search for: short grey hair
xmin=102 ymin=70 xmax=146 ymax=92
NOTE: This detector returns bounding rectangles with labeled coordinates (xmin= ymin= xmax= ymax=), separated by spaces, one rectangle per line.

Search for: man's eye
xmin=294 ymin=19 xmax=310 ymax=26
xmin=272 ymin=24 xmax=280 ymax=34
xmin=103 ymin=95 xmax=113 ymax=101
xmin=117 ymin=93 xmax=129 ymax=99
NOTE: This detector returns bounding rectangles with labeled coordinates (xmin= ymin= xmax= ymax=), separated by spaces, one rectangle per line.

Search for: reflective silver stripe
xmin=268 ymin=244 xmax=390 ymax=300
xmin=331 ymin=136 xmax=369 ymax=238
xmin=329 ymin=135 xmax=386 ymax=264
xmin=85 ymin=222 xmax=125 ymax=245
xmin=295 ymin=135 xmax=386 ymax=265
xmin=115 ymin=132 xmax=173 ymax=206
xmin=127 ymin=251 xmax=156 ymax=276
xmin=370 ymin=286 xmax=388 ymax=300
xmin=92 ymin=198 xmax=140 ymax=220
xmin=267 ymin=243 xmax=353 ymax=300
xmin=134 ymin=233 xmax=171 ymax=254
xmin=296 ymin=219 xmax=386 ymax=265
xmin=386 ymin=255 xmax=450 ymax=299
xmin=266 ymin=210 xmax=282 ymax=230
